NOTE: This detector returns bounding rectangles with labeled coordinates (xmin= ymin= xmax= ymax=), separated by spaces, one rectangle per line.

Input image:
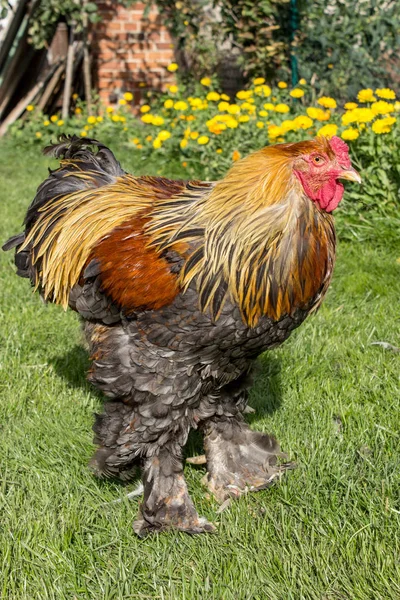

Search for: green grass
xmin=1 ymin=139 xmax=400 ymax=600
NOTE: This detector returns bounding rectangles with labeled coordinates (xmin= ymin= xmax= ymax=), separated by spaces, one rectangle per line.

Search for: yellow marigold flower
xmin=260 ymin=85 xmax=271 ymax=97
xmin=35 ymin=132 xmax=42 ymax=138
xmin=132 ymin=137 xmax=140 ymax=144
xmin=275 ymin=103 xmax=290 ymax=113
xmin=57 ymin=120 xmax=64 ymax=127
xmin=190 ymin=131 xmax=199 ymax=139
xmin=238 ymin=115 xmax=250 ymax=123
xmin=277 ymin=82 xmax=287 ymax=89
xmin=189 ymin=97 xmax=203 ymax=108
xmin=123 ymin=126 xmax=128 ymax=131
xmin=371 ymin=101 xmax=394 ymax=116
xmin=221 ymin=93 xmax=230 ymax=101
xmin=174 ymin=101 xmax=188 ymax=111
xmin=317 ymin=96 xmax=337 ymax=109
xmin=197 ymin=135 xmax=209 ymax=145
xmin=317 ymin=123 xmax=338 ymax=138
xmin=375 ymin=88 xmax=396 ymax=100
xmin=226 ymin=118 xmax=238 ymax=129
xmin=168 ymin=85 xmax=178 ymax=94
xmin=87 ymin=116 xmax=96 ymax=124
xmin=180 ymin=138 xmax=188 ymax=149
xmin=164 ymin=99 xmax=174 ymax=109
xmin=43 ymin=120 xmax=50 ymax=126
xmin=141 ymin=114 xmax=153 ymax=124
xmin=97 ymin=116 xmax=103 ymax=123
xmin=123 ymin=92 xmax=133 ymax=101
xmin=182 ymin=161 xmax=187 ymax=167
xmin=280 ymin=117 xmax=298 ymax=133
xmin=253 ymin=78 xmax=265 ymax=85
xmin=200 ymin=77 xmax=211 ymax=87
xmin=236 ymin=90 xmax=252 ymax=100
xmin=290 ymin=88 xmax=304 ymax=99
xmin=343 ymin=108 xmax=374 ymax=125
xmin=206 ymin=91 xmax=220 ymax=101
xmin=372 ymin=116 xmax=396 ymax=134
xmin=84 ymin=125 xmax=90 ymax=131
xmin=208 ymin=122 xmax=226 ymax=134
xmin=153 ymin=138 xmax=162 ymax=149
xmin=120 ymin=116 xmax=126 ymax=123
xmin=357 ymin=89 xmax=376 ymax=103
xmin=299 ymin=78 xmax=306 ymax=85
xmin=307 ymin=107 xmax=330 ymax=121
xmin=72 ymin=93 xmax=78 ymax=100
xmin=227 ymin=104 xmax=240 ymax=115
xmin=146 ymin=135 xmax=153 ymax=142
xmin=137 ymin=144 xmax=143 ymax=149
xmin=218 ymin=101 xmax=230 ymax=112
xmin=75 ymin=108 xmax=82 ymax=115
xmin=256 ymin=121 xmax=264 ymax=129
xmin=341 ymin=127 xmax=359 ymax=141
xmin=242 ymin=102 xmax=256 ymax=114
xmin=258 ymin=110 xmax=268 ymax=117
xmin=167 ymin=62 xmax=178 ymax=72
xmin=232 ymin=150 xmax=241 ymax=162
xmin=293 ymin=115 xmax=313 ymax=129
xmin=80 ymin=130 xmax=87 ymax=137
xmin=158 ymin=130 xmax=171 ymax=141
xmin=50 ymin=115 xmax=58 ymax=122
xmin=216 ymin=148 xmax=223 ymax=154
xmin=263 ymin=103 xmax=275 ymax=110
xmin=186 ymin=115 xmax=195 ymax=121
xmin=395 ymin=101 xmax=400 ymax=112
xmin=268 ymin=124 xmax=283 ymax=138
xmin=152 ymin=116 xmax=165 ymax=126
xmin=344 ymin=102 xmax=358 ymax=110
xmin=26 ymin=105 xmax=34 ymax=112
xmin=140 ymin=105 xmax=151 ymax=113
xmin=119 ymin=99 xmax=127 ymax=106
xmin=106 ymin=106 xmax=114 ymax=113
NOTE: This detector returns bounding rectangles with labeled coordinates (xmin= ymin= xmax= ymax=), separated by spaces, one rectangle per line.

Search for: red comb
xmin=329 ymin=136 xmax=351 ymax=167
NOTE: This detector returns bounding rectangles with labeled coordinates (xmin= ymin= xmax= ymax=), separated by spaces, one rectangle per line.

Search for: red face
xmin=293 ymin=137 xmax=361 ymax=213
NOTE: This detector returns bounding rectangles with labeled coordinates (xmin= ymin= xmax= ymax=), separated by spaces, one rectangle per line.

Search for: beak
xmin=338 ymin=167 xmax=362 ymax=184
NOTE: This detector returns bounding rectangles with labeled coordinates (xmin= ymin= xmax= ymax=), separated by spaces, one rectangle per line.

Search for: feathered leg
xmin=201 ymin=375 xmax=293 ymax=502
xmin=202 ymin=415 xmax=290 ymax=502
xmin=133 ymin=447 xmax=215 ymax=537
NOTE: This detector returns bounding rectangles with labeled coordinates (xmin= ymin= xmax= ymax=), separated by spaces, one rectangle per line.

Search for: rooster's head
xmin=290 ymin=136 xmax=361 ymax=213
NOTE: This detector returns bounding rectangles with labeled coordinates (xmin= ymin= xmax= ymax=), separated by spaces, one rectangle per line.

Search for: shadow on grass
xmin=50 ymin=344 xmax=103 ymax=400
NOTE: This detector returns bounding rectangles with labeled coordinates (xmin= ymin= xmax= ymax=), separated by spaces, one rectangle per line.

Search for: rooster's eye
xmin=312 ymin=155 xmax=325 ymax=166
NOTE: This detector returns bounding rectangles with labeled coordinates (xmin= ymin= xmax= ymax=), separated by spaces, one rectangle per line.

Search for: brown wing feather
xmin=91 ymin=215 xmax=186 ymax=312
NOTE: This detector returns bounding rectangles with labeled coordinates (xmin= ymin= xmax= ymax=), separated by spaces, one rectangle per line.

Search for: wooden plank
xmin=0 ymin=0 xmax=29 ymax=73
xmin=61 ymin=22 xmax=75 ymax=119
xmin=37 ymin=61 xmax=66 ymax=111
xmin=0 ymin=78 xmax=45 ymax=136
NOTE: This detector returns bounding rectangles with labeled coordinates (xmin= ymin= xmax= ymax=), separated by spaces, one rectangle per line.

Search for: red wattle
xmin=294 ymin=170 xmax=344 ymax=213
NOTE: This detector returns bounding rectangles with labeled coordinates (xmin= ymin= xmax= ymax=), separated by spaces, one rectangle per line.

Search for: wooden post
xmin=82 ymin=3 xmax=92 ymax=115
xmin=62 ymin=20 xmax=76 ymax=119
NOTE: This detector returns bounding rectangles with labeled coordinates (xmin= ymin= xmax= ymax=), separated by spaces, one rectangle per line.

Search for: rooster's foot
xmin=203 ymin=419 xmax=294 ymax=503
xmin=133 ymin=453 xmax=215 ymax=537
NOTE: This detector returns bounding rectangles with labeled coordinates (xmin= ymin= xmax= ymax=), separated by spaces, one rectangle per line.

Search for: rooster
xmin=3 ymin=135 xmax=360 ymax=535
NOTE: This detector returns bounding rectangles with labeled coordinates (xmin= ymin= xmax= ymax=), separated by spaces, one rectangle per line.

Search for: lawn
xmin=1 ymin=139 xmax=400 ymax=600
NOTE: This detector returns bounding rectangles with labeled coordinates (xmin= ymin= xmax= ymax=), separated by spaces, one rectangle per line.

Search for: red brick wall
xmin=92 ymin=2 xmax=176 ymax=105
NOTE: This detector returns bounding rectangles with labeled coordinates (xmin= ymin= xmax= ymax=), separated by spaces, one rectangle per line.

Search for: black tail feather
xmin=2 ymin=232 xmax=25 ymax=252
